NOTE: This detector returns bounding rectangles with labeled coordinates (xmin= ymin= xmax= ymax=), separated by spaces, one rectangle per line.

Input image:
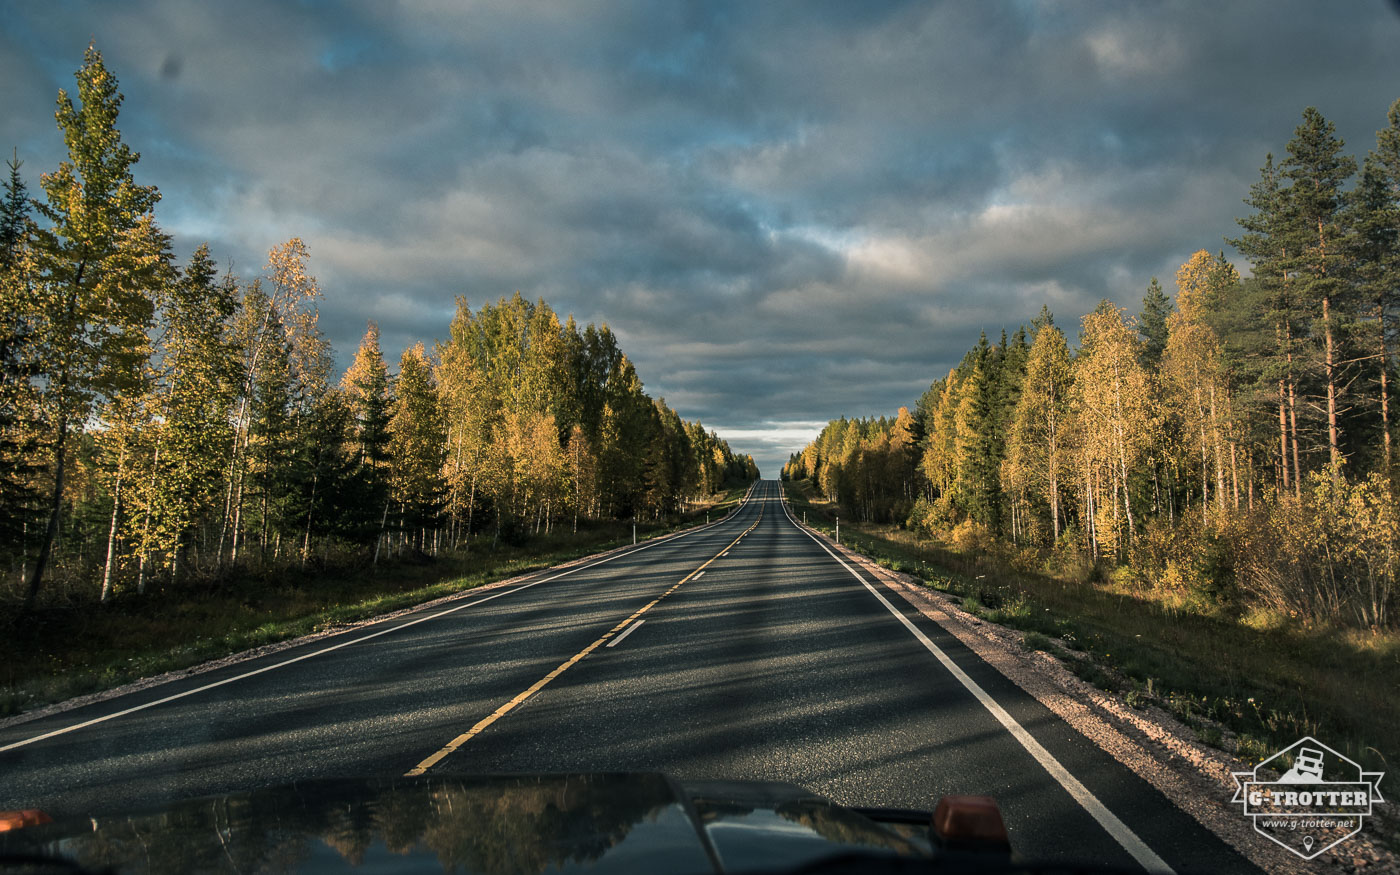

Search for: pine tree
xmin=1231 ymin=152 xmax=1308 ymax=494
xmin=1281 ymin=108 xmax=1357 ymax=474
xmin=1350 ymin=99 xmax=1400 ymax=472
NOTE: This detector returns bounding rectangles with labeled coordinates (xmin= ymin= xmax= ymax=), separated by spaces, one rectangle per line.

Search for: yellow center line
xmin=404 ymin=502 xmax=764 ymax=776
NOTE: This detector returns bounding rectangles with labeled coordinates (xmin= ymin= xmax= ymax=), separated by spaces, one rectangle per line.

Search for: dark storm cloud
xmin=4 ymin=1 xmax=1400 ymax=474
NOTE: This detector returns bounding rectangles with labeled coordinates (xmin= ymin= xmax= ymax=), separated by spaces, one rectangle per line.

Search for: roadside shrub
xmin=950 ymin=520 xmax=994 ymax=555
xmin=1190 ymin=529 xmax=1239 ymax=616
xmin=1236 ymin=470 xmax=1399 ymax=629
xmin=905 ymin=497 xmax=939 ymax=537
xmin=1103 ymin=564 xmax=1129 ymax=591
xmin=1126 ymin=516 xmax=1197 ymax=592
xmin=1021 ymin=631 xmax=1056 ymax=653
xmin=1043 ymin=528 xmax=1093 ymax=582
xmin=1010 ymin=546 xmax=1044 ymax=574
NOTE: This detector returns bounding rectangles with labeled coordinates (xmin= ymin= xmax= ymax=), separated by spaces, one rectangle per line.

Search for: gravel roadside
xmin=812 ymin=526 xmax=1396 ymax=874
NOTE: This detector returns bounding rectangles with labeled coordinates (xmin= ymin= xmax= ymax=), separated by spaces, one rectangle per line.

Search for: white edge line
xmin=605 ymin=618 xmax=645 ymax=648
xmin=0 ymin=489 xmax=759 ymax=755
xmin=779 ymin=498 xmax=1173 ymax=875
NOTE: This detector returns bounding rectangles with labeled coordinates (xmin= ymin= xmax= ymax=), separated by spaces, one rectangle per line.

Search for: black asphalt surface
xmin=1 ymin=481 xmax=1256 ymax=873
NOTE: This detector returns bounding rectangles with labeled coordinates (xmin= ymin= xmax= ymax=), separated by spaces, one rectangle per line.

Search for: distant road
xmin=1 ymin=480 xmax=1254 ymax=872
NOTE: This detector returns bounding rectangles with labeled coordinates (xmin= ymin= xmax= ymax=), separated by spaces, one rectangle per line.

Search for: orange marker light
xmin=0 ymin=809 xmax=53 ymax=832
xmin=932 ymin=795 xmax=1010 ymax=853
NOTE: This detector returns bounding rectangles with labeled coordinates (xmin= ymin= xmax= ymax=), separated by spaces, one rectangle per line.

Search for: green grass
xmin=0 ymin=484 xmax=752 ymax=719
xmin=782 ymin=479 xmax=1399 ymax=775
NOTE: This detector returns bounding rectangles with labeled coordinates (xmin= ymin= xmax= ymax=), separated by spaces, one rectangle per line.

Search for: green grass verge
xmin=782 ymin=479 xmax=1399 ymax=776
xmin=0 ymin=483 xmax=752 ymax=719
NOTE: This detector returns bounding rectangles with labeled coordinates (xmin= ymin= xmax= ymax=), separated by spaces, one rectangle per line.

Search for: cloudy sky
xmin=4 ymin=1 xmax=1400 ymax=475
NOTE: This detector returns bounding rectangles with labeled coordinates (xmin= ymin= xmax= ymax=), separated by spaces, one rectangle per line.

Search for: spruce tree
xmin=1138 ymin=277 xmax=1172 ymax=368
xmin=0 ymin=150 xmax=28 ymax=268
xmin=0 ymin=151 xmax=39 ymax=554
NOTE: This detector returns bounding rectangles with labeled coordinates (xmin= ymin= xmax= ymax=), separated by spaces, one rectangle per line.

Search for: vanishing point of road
xmin=0 ymin=480 xmax=1255 ymax=872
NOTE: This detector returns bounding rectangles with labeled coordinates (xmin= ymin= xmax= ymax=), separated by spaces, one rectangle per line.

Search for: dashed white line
xmin=605 ymin=619 xmax=645 ymax=648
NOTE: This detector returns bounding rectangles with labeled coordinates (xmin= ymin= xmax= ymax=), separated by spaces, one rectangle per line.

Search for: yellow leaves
xmin=265 ymin=237 xmax=318 ymax=300
xmin=1174 ymin=250 xmax=1215 ymax=320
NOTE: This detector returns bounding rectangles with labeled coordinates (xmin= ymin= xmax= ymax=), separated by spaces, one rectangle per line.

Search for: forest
xmin=0 ymin=48 xmax=757 ymax=611
xmin=785 ymin=101 xmax=1400 ymax=633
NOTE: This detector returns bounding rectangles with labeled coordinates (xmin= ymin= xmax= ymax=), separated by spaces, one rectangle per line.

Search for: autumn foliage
xmin=787 ymin=99 xmax=1400 ymax=631
xmin=0 ymin=49 xmax=755 ymax=607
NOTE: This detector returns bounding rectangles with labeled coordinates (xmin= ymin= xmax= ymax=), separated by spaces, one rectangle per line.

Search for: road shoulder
xmin=800 ymin=522 xmax=1393 ymax=875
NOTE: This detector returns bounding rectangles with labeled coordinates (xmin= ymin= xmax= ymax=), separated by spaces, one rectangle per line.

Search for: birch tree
xmin=25 ymin=46 xmax=169 ymax=605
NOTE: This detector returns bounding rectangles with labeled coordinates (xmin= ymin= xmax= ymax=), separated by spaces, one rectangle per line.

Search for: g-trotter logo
xmin=1231 ymin=737 xmax=1385 ymax=859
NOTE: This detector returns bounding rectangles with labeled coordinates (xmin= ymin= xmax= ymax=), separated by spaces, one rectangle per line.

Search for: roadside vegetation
xmin=780 ymin=97 xmax=1400 ymax=775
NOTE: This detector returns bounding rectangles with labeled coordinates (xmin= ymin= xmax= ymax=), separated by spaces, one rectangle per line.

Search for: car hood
xmin=0 ymin=773 xmax=929 ymax=874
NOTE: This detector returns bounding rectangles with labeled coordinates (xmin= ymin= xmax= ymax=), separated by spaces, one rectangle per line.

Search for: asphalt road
xmin=1 ymin=480 xmax=1255 ymax=872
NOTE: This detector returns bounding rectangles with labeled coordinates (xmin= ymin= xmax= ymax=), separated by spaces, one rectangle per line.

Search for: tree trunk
xmin=25 ymin=408 xmax=70 ymax=609
xmin=302 ymin=470 xmax=318 ymax=569
xmin=1379 ymin=321 xmax=1392 ymax=472
xmin=1323 ymin=294 xmax=1341 ymax=475
xmin=1117 ymin=434 xmax=1135 ymax=544
xmin=259 ymin=485 xmax=270 ymax=561
xmin=219 ymin=391 xmax=255 ymax=569
xmin=1287 ymin=374 xmax=1302 ymax=499
xmin=466 ymin=475 xmax=476 ymax=552
xmin=170 ymin=530 xmax=182 ymax=587
xmin=372 ymin=499 xmax=389 ymax=565
xmin=1230 ymin=441 xmax=1240 ymax=509
xmin=1210 ymin=385 xmax=1226 ymax=513
xmin=1085 ymin=473 xmax=1097 ymax=561
xmin=136 ymin=442 xmax=161 ymax=595
xmin=230 ymin=450 xmax=247 ymax=564
xmin=100 ymin=448 xmax=125 ymax=603
xmin=1048 ymin=431 xmax=1060 ymax=541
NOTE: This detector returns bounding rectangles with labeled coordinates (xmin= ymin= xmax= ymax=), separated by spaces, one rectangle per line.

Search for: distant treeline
xmin=786 ymin=101 xmax=1400 ymax=631
xmin=0 ymin=48 xmax=756 ymax=607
